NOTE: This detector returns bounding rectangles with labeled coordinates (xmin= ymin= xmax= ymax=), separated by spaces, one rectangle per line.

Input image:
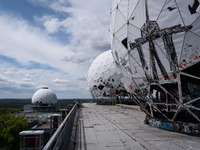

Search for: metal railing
xmin=43 ymin=102 xmax=79 ymax=150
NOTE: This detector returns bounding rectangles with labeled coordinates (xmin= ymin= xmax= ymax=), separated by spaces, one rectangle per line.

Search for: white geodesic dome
xmin=110 ymin=0 xmax=200 ymax=93
xmin=87 ymin=50 xmax=126 ymax=99
xmin=110 ymin=0 xmax=200 ymax=123
xmin=32 ymin=87 xmax=57 ymax=105
xmin=110 ymin=0 xmax=140 ymax=94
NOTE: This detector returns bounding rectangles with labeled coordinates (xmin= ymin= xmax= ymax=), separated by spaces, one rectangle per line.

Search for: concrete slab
xmin=75 ymin=103 xmax=200 ymax=150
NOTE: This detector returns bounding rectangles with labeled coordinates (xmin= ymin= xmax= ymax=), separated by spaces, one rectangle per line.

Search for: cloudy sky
xmin=0 ymin=0 xmax=112 ymax=99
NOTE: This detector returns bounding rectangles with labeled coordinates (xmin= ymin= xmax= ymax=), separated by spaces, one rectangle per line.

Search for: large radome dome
xmin=32 ymin=87 xmax=57 ymax=104
xmin=87 ymin=50 xmax=125 ymax=98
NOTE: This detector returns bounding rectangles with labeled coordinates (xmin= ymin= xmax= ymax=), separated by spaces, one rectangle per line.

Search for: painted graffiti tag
xmin=128 ymin=0 xmax=192 ymax=82
xmin=188 ymin=0 xmax=199 ymax=14
xmin=162 ymin=122 xmax=174 ymax=131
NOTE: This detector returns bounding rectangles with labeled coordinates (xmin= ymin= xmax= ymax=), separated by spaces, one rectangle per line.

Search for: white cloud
xmin=34 ymin=0 xmax=112 ymax=52
xmin=0 ymin=0 xmax=112 ymax=98
xmin=0 ymin=73 xmax=36 ymax=90
xmin=43 ymin=17 xmax=60 ymax=34
xmin=52 ymin=77 xmax=87 ymax=90
xmin=61 ymin=53 xmax=93 ymax=64
xmin=53 ymin=78 xmax=70 ymax=85
xmin=0 ymin=75 xmax=8 ymax=81
xmin=0 ymin=13 xmax=72 ymax=71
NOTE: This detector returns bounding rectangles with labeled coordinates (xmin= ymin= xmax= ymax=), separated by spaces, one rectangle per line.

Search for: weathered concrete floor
xmin=75 ymin=103 xmax=200 ymax=150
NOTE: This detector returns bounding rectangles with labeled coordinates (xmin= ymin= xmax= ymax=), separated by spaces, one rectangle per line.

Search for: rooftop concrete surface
xmin=74 ymin=103 xmax=200 ymax=150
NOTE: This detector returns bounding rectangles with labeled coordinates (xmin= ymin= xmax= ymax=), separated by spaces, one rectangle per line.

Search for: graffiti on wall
xmin=145 ymin=115 xmax=200 ymax=136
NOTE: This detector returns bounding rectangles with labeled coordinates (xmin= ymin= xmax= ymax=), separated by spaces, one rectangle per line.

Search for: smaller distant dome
xmin=32 ymin=87 xmax=57 ymax=104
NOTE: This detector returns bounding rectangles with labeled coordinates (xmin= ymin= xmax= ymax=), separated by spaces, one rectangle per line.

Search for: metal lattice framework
xmin=87 ymin=50 xmax=127 ymax=100
xmin=110 ymin=0 xmax=200 ymax=123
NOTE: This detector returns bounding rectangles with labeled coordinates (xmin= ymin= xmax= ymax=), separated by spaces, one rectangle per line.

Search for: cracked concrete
xmin=75 ymin=103 xmax=200 ymax=150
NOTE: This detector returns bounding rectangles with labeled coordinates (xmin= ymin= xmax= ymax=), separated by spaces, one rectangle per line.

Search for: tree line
xmin=0 ymin=109 xmax=28 ymax=150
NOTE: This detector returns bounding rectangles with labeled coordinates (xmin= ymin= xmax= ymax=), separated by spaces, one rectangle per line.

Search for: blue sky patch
xmin=0 ymin=55 xmax=23 ymax=68
xmin=0 ymin=0 xmax=70 ymax=44
xmin=0 ymin=55 xmax=58 ymax=71
xmin=0 ymin=0 xmax=54 ymax=23
xmin=28 ymin=60 xmax=58 ymax=71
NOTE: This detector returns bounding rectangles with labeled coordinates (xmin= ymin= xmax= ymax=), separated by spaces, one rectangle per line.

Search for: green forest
xmin=0 ymin=109 xmax=28 ymax=150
